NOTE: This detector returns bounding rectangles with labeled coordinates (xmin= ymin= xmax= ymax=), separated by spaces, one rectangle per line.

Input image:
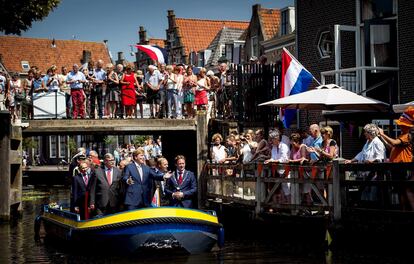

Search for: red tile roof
xmin=259 ymin=8 xmax=281 ymax=40
xmin=175 ymin=18 xmax=249 ymax=55
xmin=0 ymin=36 xmax=111 ymax=74
xmin=148 ymin=38 xmax=165 ymax=48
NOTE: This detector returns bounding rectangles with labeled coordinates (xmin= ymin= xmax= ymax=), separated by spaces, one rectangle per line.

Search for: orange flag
xmin=311 ymin=166 xmax=318 ymax=180
xmin=271 ymin=163 xmax=277 ymax=177
xmin=257 ymin=162 xmax=263 ymax=177
xmin=326 ymin=164 xmax=332 ymax=179
xmin=284 ymin=164 xmax=290 ymax=177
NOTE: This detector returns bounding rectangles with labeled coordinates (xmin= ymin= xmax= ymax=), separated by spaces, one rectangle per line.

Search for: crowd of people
xmin=69 ymin=146 xmax=197 ymax=220
xmin=0 ymin=60 xmax=234 ymax=123
xmin=209 ymin=108 xmax=414 ymax=210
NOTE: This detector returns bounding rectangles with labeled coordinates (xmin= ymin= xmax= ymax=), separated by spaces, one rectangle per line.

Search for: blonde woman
xmin=183 ymin=66 xmax=197 ymax=119
xmin=105 ymin=63 xmax=119 ymax=119
xmin=195 ymin=68 xmax=210 ymax=111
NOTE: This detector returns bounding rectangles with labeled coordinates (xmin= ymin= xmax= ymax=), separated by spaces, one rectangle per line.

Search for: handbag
xmin=14 ymin=93 xmax=25 ymax=102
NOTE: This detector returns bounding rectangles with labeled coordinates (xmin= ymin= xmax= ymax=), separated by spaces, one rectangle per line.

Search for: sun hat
xmin=395 ymin=106 xmax=414 ymax=128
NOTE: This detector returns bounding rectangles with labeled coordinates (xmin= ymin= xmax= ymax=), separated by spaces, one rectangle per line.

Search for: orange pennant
xmin=271 ymin=163 xmax=277 ymax=177
xmin=326 ymin=164 xmax=332 ymax=179
xmin=311 ymin=166 xmax=318 ymax=180
xmin=257 ymin=162 xmax=263 ymax=177
xmin=284 ymin=164 xmax=290 ymax=177
xmin=299 ymin=166 xmax=304 ymax=179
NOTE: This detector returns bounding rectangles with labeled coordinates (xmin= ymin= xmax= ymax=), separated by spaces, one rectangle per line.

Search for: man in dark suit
xmin=165 ymin=155 xmax=197 ymax=208
xmin=70 ymin=160 xmax=96 ymax=220
xmin=94 ymin=153 xmax=122 ymax=215
xmin=123 ymin=148 xmax=172 ymax=210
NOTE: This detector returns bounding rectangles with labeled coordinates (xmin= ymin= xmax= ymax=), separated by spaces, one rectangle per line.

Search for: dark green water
xmin=0 ymin=187 xmax=410 ymax=263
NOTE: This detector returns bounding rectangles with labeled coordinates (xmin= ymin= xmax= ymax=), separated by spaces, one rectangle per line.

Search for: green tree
xmin=0 ymin=0 xmax=61 ymax=35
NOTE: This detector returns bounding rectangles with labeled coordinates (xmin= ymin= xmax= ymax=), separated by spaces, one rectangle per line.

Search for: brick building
xmin=296 ymin=0 xmax=411 ymax=158
xmin=136 ymin=26 xmax=166 ymax=69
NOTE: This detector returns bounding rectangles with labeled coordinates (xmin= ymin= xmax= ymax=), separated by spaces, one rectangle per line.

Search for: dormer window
xmin=21 ymin=61 xmax=30 ymax=72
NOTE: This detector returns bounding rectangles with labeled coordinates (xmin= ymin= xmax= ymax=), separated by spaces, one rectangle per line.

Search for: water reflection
xmin=0 ymin=187 xmax=411 ymax=264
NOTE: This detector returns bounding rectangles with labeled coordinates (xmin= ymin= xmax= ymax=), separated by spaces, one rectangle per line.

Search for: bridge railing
xmin=201 ymin=161 xmax=414 ymax=219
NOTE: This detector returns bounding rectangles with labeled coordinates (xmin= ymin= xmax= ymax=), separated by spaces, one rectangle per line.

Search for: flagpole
xmin=283 ymin=47 xmax=321 ymax=86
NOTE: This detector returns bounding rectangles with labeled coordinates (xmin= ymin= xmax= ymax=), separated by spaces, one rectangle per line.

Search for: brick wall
xmin=398 ymin=0 xmax=414 ymax=103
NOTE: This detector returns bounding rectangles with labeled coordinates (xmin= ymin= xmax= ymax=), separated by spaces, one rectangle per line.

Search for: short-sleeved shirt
xmin=389 ymin=133 xmax=413 ymax=162
xmin=310 ymin=136 xmax=323 ymax=161
xmin=67 ymin=71 xmax=86 ymax=89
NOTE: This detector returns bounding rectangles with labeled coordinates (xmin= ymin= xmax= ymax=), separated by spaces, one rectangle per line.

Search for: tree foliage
xmin=0 ymin=0 xmax=60 ymax=35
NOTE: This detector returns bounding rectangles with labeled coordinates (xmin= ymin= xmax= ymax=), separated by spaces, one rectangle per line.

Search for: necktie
xmin=83 ymin=174 xmax=88 ymax=186
xmin=106 ymin=169 xmax=112 ymax=185
xmin=178 ymin=171 xmax=183 ymax=185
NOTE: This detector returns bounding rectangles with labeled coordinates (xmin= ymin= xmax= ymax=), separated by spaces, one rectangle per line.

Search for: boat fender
xmin=217 ymin=225 xmax=225 ymax=248
xmin=34 ymin=215 xmax=42 ymax=241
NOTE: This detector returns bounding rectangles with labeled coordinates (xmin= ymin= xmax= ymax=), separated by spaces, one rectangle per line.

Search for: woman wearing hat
xmin=379 ymin=106 xmax=414 ymax=210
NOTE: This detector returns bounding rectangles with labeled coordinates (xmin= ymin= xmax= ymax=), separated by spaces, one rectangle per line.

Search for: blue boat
xmin=35 ymin=205 xmax=224 ymax=254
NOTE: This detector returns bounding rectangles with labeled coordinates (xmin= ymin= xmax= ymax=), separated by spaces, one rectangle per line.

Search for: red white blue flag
xmin=280 ymin=48 xmax=313 ymax=128
xmin=136 ymin=45 xmax=166 ymax=64
xmin=151 ymin=188 xmax=160 ymax=207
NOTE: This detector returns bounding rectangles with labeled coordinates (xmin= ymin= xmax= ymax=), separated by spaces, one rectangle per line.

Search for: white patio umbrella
xmin=259 ymin=84 xmax=389 ymax=111
xmin=392 ymin=101 xmax=414 ymax=113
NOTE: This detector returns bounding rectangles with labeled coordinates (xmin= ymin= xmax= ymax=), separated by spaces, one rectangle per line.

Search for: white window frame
xmin=49 ymin=135 xmax=57 ymax=158
xmin=251 ymin=36 xmax=259 ymax=57
xmin=59 ymin=136 xmax=67 ymax=158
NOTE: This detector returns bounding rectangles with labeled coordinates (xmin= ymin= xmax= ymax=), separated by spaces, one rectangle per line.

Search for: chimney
xmin=252 ymin=4 xmax=261 ymax=14
xmin=118 ymin=52 xmax=125 ymax=61
xmin=138 ymin=26 xmax=147 ymax=44
xmin=81 ymin=50 xmax=91 ymax=64
xmin=167 ymin=10 xmax=176 ymax=28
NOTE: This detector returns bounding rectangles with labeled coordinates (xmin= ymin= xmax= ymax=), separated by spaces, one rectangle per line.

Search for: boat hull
xmin=38 ymin=206 xmax=223 ymax=254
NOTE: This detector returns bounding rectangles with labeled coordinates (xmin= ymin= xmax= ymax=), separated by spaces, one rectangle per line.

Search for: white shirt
xmin=354 ymin=136 xmax=386 ymax=162
xmin=212 ymin=145 xmax=226 ymax=163
xmin=134 ymin=162 xmax=143 ymax=181
xmin=270 ymin=142 xmax=290 ymax=162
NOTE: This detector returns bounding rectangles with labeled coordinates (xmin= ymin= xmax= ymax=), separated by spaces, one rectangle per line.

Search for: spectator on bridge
xmin=183 ymin=66 xmax=197 ymax=119
xmin=44 ymin=65 xmax=61 ymax=92
xmin=0 ymin=69 xmax=7 ymax=111
xmin=175 ymin=65 xmax=185 ymax=119
xmin=90 ymin=60 xmax=106 ymax=119
xmin=312 ymin=126 xmax=338 ymax=162
xmin=120 ymin=64 xmax=140 ymax=119
xmin=105 ymin=63 xmax=119 ymax=119
xmin=116 ymin=64 xmax=125 ymax=119
xmin=67 ymin=64 xmax=86 ymax=119
xmin=206 ymin=70 xmax=219 ymax=120
xmin=9 ymin=72 xmax=23 ymax=123
xmin=379 ymin=107 xmax=414 ymax=210
xmin=195 ymin=68 xmax=210 ymax=112
xmin=164 ymin=155 xmax=197 ymax=208
xmin=145 ymin=65 xmax=163 ymax=119
xmin=217 ymin=63 xmax=232 ymax=119
xmin=22 ymin=69 xmax=34 ymax=119
xmin=224 ymin=135 xmax=239 ymax=164
xmin=135 ymin=70 xmax=145 ymax=119
xmin=306 ymin=124 xmax=323 ymax=163
xmin=59 ymin=66 xmax=71 ymax=118
xmin=164 ymin=65 xmax=178 ymax=119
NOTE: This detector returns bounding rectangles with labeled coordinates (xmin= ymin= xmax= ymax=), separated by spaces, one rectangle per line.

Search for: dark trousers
xmin=90 ymin=85 xmax=103 ymax=118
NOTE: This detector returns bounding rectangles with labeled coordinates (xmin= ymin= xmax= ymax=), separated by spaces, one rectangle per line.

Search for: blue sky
xmin=16 ymin=0 xmax=293 ymax=61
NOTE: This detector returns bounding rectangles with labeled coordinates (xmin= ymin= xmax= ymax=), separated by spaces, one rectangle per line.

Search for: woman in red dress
xmin=194 ymin=68 xmax=210 ymax=111
xmin=120 ymin=65 xmax=140 ymax=118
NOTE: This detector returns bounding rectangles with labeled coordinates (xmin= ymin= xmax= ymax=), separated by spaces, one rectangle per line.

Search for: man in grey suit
xmin=94 ymin=153 xmax=122 ymax=215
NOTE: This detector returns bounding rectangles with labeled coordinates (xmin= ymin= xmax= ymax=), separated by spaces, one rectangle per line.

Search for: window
xmin=21 ymin=61 xmax=30 ymax=72
xmin=59 ymin=136 xmax=67 ymax=158
xmin=361 ymin=0 xmax=397 ymax=21
xmin=198 ymin=51 xmax=205 ymax=67
xmin=225 ymin=44 xmax=233 ymax=62
xmin=251 ymin=36 xmax=259 ymax=57
xmin=281 ymin=10 xmax=289 ymax=35
xmin=317 ymin=31 xmax=334 ymax=58
xmin=49 ymin=136 xmax=57 ymax=158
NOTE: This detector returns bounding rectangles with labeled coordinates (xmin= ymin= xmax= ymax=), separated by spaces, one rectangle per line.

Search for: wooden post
xmin=332 ymin=160 xmax=342 ymax=221
xmin=196 ymin=112 xmax=208 ymax=209
xmin=0 ymin=111 xmax=11 ymax=221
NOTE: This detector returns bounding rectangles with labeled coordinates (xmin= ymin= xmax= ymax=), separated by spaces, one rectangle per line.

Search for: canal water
xmin=0 ymin=187 xmax=410 ymax=264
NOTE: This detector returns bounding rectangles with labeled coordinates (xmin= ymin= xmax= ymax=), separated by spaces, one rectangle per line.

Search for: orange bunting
xmin=311 ymin=166 xmax=318 ymax=180
xmin=284 ymin=164 xmax=290 ymax=177
xmin=271 ymin=163 xmax=277 ymax=177
xmin=257 ymin=162 xmax=263 ymax=176
xmin=326 ymin=164 xmax=332 ymax=179
xmin=299 ymin=166 xmax=304 ymax=179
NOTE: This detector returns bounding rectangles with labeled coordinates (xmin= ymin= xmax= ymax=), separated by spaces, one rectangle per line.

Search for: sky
xmin=14 ymin=0 xmax=293 ymax=62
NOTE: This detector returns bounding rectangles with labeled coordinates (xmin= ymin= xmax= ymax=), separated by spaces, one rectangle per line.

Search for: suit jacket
xmin=70 ymin=170 xmax=96 ymax=211
xmin=94 ymin=166 xmax=122 ymax=209
xmin=122 ymin=162 xmax=164 ymax=208
xmin=165 ymin=170 xmax=197 ymax=208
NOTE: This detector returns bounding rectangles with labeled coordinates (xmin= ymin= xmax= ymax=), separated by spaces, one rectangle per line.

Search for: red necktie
xmin=178 ymin=171 xmax=183 ymax=185
xmin=106 ymin=169 xmax=112 ymax=185
xmin=83 ymin=174 xmax=88 ymax=186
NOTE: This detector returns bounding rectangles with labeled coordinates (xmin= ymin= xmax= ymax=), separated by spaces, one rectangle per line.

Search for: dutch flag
xmin=280 ymin=48 xmax=314 ymax=128
xmin=136 ymin=45 xmax=167 ymax=65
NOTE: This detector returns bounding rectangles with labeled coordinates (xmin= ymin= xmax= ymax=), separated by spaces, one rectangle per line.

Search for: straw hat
xmin=395 ymin=106 xmax=414 ymax=128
